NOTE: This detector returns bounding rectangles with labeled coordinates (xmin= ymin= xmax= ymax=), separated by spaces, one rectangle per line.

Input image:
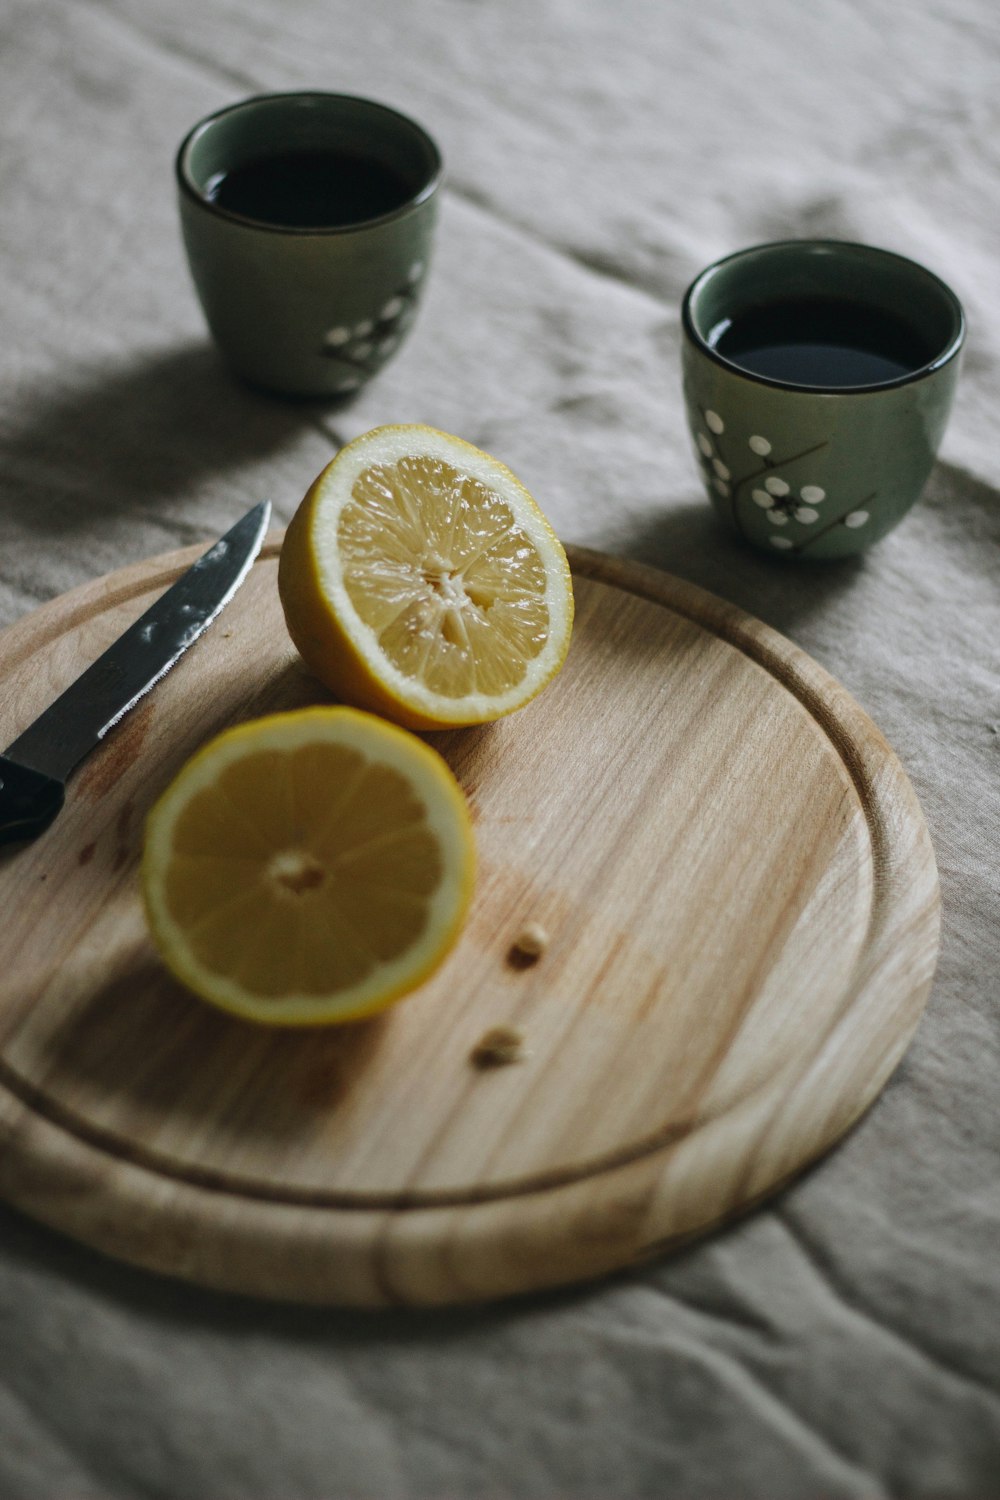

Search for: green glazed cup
xmin=681 ymin=240 xmax=965 ymax=558
xmin=176 ymin=93 xmax=442 ymax=398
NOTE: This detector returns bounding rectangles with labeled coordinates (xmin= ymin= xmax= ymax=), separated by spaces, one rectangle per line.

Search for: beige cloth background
xmin=1 ymin=0 xmax=998 ymax=1495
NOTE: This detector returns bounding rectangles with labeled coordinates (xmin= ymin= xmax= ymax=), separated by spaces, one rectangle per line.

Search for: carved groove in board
xmin=0 ymin=1052 xmax=705 ymax=1209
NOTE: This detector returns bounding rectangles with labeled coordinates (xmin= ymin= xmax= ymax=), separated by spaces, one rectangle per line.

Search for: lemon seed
xmin=513 ymin=922 xmax=549 ymax=960
xmin=471 ymin=1026 xmax=526 ymax=1068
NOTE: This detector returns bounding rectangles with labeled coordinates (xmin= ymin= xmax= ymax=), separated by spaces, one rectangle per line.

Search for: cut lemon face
xmin=141 ymin=707 xmax=475 ymax=1026
xmin=278 ymin=425 xmax=574 ymax=730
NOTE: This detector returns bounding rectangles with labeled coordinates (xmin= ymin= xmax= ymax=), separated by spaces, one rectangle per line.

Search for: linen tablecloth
xmin=1 ymin=0 xmax=997 ymax=1495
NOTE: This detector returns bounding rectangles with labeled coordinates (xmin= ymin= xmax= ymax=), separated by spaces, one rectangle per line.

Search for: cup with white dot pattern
xmin=681 ymin=241 xmax=964 ymax=558
xmin=177 ymin=93 xmax=442 ymax=398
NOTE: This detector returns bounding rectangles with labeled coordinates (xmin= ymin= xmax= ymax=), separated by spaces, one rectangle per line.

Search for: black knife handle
xmin=0 ymin=756 xmax=65 ymax=844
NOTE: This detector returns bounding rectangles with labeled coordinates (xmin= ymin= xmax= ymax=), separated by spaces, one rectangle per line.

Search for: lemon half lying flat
xmin=142 ymin=707 xmax=475 ymax=1026
xmin=278 ymin=425 xmax=574 ymax=730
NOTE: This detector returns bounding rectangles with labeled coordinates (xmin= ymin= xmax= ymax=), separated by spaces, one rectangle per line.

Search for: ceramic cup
xmin=176 ymin=92 xmax=443 ymax=398
xmin=681 ymin=240 xmax=965 ymax=558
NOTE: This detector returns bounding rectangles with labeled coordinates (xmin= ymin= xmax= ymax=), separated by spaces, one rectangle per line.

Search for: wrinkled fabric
xmin=0 ymin=0 xmax=997 ymax=1496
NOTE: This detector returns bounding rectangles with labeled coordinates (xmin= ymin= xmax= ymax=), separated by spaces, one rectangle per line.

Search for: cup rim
xmin=681 ymin=238 xmax=966 ymax=395
xmin=175 ymin=91 xmax=444 ymax=237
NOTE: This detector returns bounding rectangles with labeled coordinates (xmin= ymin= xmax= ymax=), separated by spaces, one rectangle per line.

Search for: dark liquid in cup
xmin=205 ymin=148 xmax=414 ymax=228
xmin=710 ymin=296 xmax=934 ymax=387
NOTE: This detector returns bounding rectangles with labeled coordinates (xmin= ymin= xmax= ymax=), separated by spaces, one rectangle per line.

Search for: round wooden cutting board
xmin=0 ymin=539 xmax=939 ymax=1306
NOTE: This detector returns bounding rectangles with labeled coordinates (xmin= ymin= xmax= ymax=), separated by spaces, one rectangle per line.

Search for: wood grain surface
xmin=0 ymin=539 xmax=940 ymax=1306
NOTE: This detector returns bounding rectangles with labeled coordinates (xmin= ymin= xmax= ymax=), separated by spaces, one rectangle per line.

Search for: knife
xmin=0 ymin=500 xmax=271 ymax=845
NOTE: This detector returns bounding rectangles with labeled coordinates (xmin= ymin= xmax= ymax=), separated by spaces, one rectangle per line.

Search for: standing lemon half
xmin=142 ymin=707 xmax=475 ymax=1026
xmin=278 ymin=425 xmax=574 ymax=730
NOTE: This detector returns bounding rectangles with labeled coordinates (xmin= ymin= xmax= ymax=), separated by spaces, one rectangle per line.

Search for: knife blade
xmin=0 ymin=500 xmax=271 ymax=844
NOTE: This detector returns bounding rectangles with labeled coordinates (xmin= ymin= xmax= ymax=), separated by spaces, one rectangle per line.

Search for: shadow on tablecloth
xmin=0 ymin=343 xmax=352 ymax=540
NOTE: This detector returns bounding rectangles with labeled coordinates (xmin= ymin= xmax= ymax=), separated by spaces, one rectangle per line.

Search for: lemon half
xmin=142 ymin=707 xmax=475 ymax=1026
xmin=278 ymin=425 xmax=574 ymax=730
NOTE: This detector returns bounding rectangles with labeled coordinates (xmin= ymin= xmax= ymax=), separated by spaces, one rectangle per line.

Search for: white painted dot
xmin=353 ymin=318 xmax=374 ymax=337
xmin=705 ymin=410 xmax=724 ymax=434
xmin=697 ymin=433 xmax=713 ymax=457
xmin=770 ymin=536 xmax=794 ymax=551
xmin=844 ymin=510 xmax=870 ymax=528
xmin=712 ymin=458 xmax=731 ymax=480
xmin=713 ymin=477 xmax=730 ymax=496
xmin=334 ymin=376 xmax=361 ymax=392
xmin=379 ymin=334 xmax=398 ymax=354
xmin=380 ymin=295 xmax=405 ymax=320
xmin=800 ymin=485 xmax=826 ymax=504
xmin=323 ymin=326 xmax=351 ymax=347
xmin=353 ymin=341 xmax=373 ymax=359
xmin=767 ymin=510 xmax=789 ymax=525
xmin=795 ymin=506 xmax=819 ymax=524
xmin=408 ymin=260 xmax=424 ymax=283
xmin=749 ymin=435 xmax=772 ymax=456
xmin=751 ymin=489 xmax=774 ymax=509
xmin=764 ymin=476 xmax=790 ymax=496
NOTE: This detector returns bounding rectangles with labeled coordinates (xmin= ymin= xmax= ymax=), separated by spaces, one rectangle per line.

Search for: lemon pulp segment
xmin=340 ymin=454 xmax=551 ymax=699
